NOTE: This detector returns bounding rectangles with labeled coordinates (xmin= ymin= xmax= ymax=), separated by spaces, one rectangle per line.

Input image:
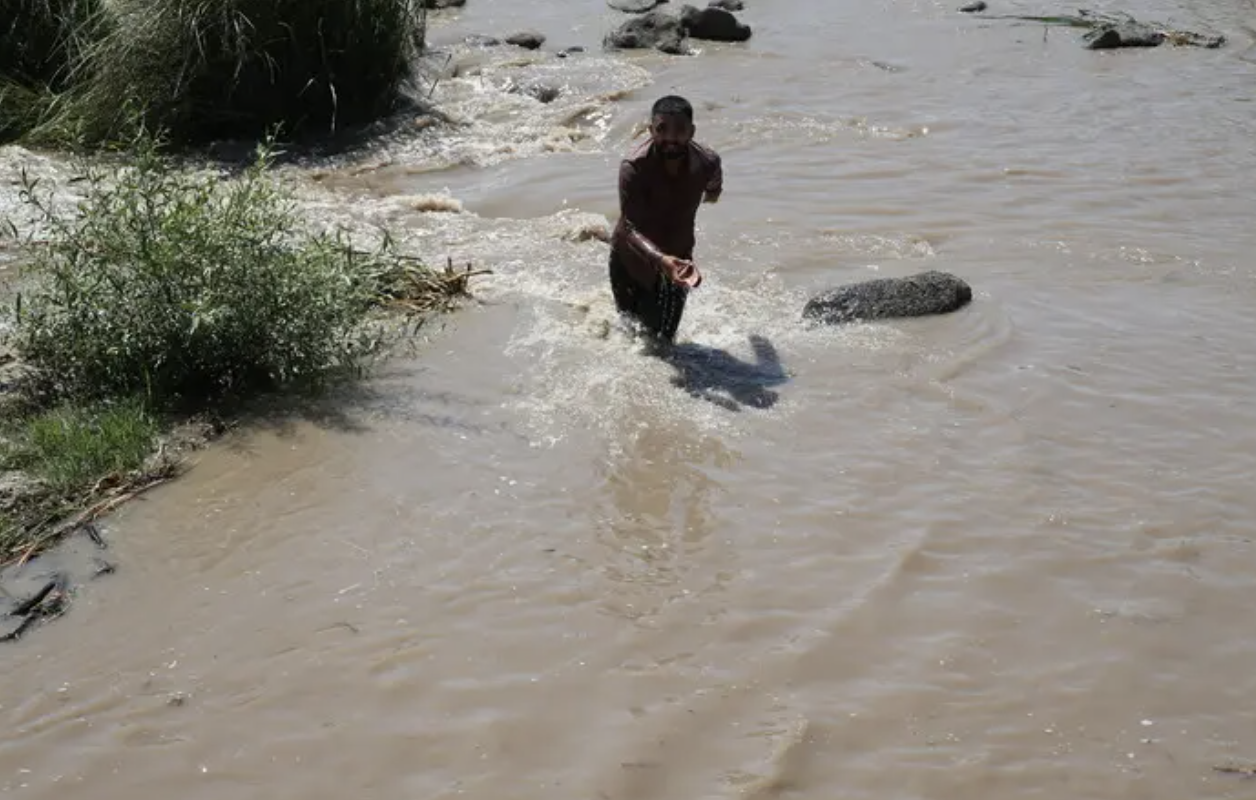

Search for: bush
xmin=51 ymin=0 xmax=428 ymax=146
xmin=5 ymin=131 xmax=399 ymax=410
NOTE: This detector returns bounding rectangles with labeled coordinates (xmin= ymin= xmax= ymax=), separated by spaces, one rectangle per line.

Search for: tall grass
xmin=0 ymin=0 xmax=101 ymax=88
xmin=0 ymin=0 xmax=103 ymax=141
xmin=49 ymin=0 xmax=428 ymax=146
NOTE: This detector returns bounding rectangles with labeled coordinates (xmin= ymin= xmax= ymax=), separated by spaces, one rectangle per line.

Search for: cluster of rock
xmin=428 ymin=0 xmax=755 ymax=104
xmin=958 ymin=3 xmax=1226 ymax=51
xmin=436 ymin=0 xmax=754 ymax=58
xmin=604 ymin=0 xmax=754 ymax=54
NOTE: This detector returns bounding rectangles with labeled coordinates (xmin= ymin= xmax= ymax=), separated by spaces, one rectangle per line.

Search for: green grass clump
xmin=0 ymin=396 xmax=159 ymax=558
xmin=1 ymin=398 xmax=156 ymax=494
xmin=54 ymin=0 xmax=428 ymax=146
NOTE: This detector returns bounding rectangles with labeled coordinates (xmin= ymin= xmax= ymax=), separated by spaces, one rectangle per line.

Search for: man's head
xmin=649 ymin=95 xmax=695 ymax=161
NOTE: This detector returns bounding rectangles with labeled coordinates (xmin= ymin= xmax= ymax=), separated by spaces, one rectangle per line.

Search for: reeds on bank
xmin=1 ymin=0 xmax=428 ymax=146
xmin=0 ymin=0 xmax=102 ymax=140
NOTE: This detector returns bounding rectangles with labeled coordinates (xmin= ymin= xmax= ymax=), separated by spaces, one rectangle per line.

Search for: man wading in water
xmin=610 ymin=95 xmax=723 ymax=346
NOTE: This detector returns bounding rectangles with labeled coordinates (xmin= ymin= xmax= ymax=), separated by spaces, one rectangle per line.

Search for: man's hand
xmin=661 ymin=255 xmax=702 ymax=289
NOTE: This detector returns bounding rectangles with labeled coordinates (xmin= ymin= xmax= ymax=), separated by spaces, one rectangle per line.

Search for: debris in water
xmin=966 ymin=9 xmax=1225 ymax=50
xmin=1 ymin=573 xmax=69 ymax=643
xmin=1214 ymin=764 xmax=1256 ymax=779
xmin=404 ymin=194 xmax=464 ymax=213
xmin=365 ymin=256 xmax=493 ymax=317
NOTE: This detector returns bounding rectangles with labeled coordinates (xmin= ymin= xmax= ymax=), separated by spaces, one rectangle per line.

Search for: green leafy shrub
xmin=5 ymin=132 xmax=394 ymax=410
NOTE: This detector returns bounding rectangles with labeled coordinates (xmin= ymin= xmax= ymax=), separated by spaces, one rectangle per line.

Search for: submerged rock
xmin=423 ymin=0 xmax=466 ymax=7
xmin=604 ymin=10 xmax=689 ymax=54
xmin=609 ymin=0 xmax=667 ymax=11
xmin=513 ymin=82 xmax=561 ymax=103
xmin=959 ymin=0 xmax=987 ymax=11
xmin=803 ymin=271 xmax=973 ymax=325
xmin=680 ymin=5 xmax=753 ymax=41
xmin=972 ymin=9 xmax=1226 ymax=50
xmin=1082 ymin=21 xmax=1165 ymax=48
xmin=505 ymin=30 xmax=546 ymax=49
xmin=1082 ymin=21 xmax=1224 ymax=49
xmin=709 ymin=0 xmax=745 ymax=10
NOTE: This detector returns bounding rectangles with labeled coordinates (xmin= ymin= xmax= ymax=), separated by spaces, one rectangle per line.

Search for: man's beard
xmin=658 ymin=143 xmax=687 ymax=160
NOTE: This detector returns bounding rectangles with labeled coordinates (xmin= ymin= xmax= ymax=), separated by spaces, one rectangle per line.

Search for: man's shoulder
xmin=690 ymin=140 xmax=721 ymax=163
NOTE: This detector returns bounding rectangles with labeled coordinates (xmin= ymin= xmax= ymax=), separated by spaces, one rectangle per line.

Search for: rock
xmin=423 ymin=0 xmax=466 ymax=7
xmin=603 ymin=10 xmax=689 ymax=55
xmin=609 ymin=0 xmax=667 ymax=12
xmin=974 ymin=10 xmax=1226 ymax=51
xmin=802 ymin=271 xmax=973 ymax=325
xmin=464 ymin=34 xmax=501 ymax=47
xmin=556 ymin=46 xmax=586 ymax=58
xmin=520 ymin=83 xmax=561 ymax=103
xmin=1081 ymin=20 xmax=1224 ymax=49
xmin=680 ymin=4 xmax=752 ymax=42
xmin=709 ymin=0 xmax=745 ymax=9
xmin=1082 ymin=21 xmax=1164 ymax=48
xmin=505 ymin=30 xmax=546 ymax=49
xmin=959 ymin=1 xmax=987 ymax=11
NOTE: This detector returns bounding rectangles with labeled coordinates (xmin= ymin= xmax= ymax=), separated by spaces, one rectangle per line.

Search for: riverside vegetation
xmin=0 ymin=0 xmax=485 ymax=624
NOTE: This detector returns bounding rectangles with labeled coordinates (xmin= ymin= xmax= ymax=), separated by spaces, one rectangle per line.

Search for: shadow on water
xmin=654 ymin=334 xmax=789 ymax=412
xmin=209 ymin=359 xmax=528 ymax=460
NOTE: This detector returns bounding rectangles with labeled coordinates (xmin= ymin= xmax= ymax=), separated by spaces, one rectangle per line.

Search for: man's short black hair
xmin=651 ymin=95 xmax=694 ymax=122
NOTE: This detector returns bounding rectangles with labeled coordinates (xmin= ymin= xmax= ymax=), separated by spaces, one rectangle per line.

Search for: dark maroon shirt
xmin=611 ymin=137 xmax=723 ymax=288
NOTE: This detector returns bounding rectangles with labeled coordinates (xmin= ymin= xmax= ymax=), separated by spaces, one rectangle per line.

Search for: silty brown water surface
xmin=2 ymin=0 xmax=1256 ymax=797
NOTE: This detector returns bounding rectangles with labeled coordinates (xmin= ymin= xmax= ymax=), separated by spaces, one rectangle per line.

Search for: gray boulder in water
xmin=603 ymin=10 xmax=688 ymax=54
xmin=1081 ymin=20 xmax=1223 ymax=49
xmin=802 ymin=270 xmax=973 ymax=325
xmin=680 ymin=4 xmax=753 ymax=41
xmin=608 ymin=0 xmax=667 ymax=12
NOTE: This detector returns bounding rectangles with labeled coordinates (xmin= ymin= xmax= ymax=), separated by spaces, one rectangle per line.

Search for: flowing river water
xmin=3 ymin=0 xmax=1256 ymax=797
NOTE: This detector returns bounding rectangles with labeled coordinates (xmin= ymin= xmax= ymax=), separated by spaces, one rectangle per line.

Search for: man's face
xmin=650 ymin=112 xmax=694 ymax=160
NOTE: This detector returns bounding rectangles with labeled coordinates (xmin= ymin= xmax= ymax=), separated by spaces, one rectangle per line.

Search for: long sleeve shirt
xmin=611 ymin=138 xmax=723 ymax=288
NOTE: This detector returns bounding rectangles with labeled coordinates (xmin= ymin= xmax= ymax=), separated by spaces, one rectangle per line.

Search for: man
xmin=609 ymin=95 xmax=723 ymax=345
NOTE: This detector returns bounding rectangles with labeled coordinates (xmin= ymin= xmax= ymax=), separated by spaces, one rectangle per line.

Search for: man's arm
xmin=615 ymin=161 xmax=668 ymax=268
xmin=703 ymin=151 xmax=723 ymax=204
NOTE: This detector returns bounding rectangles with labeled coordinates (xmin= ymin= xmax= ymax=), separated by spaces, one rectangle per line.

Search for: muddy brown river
xmin=4 ymin=1 xmax=1256 ymax=797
